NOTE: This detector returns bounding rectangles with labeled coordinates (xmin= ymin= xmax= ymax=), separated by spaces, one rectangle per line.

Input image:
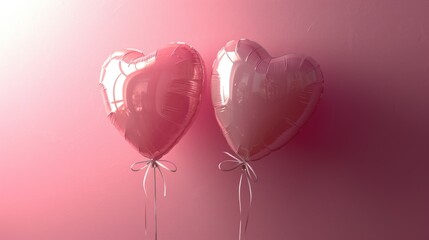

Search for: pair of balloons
xmin=100 ymin=39 xmax=324 ymax=161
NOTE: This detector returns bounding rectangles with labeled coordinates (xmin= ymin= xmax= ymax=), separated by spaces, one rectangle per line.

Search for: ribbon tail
xmin=144 ymin=202 xmax=148 ymax=236
xmin=218 ymin=152 xmax=258 ymax=240
xmin=239 ymin=217 xmax=243 ymax=240
xmin=143 ymin=163 xmax=151 ymax=196
xmin=153 ymin=164 xmax=158 ymax=240
xmin=239 ymin=168 xmax=254 ymax=240
xmin=143 ymin=163 xmax=151 ymax=236
xmin=131 ymin=158 xmax=176 ymax=240
xmin=243 ymin=172 xmax=253 ymax=238
xmin=238 ymin=171 xmax=244 ymax=213
xmin=238 ymin=170 xmax=245 ymax=240
xmin=247 ymin=171 xmax=253 ymax=207
xmin=156 ymin=166 xmax=167 ymax=197
xmin=246 ymin=163 xmax=258 ymax=182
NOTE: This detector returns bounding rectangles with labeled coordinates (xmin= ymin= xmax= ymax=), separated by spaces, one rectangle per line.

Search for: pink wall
xmin=1 ymin=0 xmax=428 ymax=239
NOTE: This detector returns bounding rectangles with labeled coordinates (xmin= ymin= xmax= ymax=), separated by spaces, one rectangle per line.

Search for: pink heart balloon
xmin=211 ymin=39 xmax=324 ymax=161
xmin=100 ymin=43 xmax=205 ymax=160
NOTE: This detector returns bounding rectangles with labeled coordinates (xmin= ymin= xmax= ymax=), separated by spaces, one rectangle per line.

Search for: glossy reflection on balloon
xmin=211 ymin=39 xmax=324 ymax=161
xmin=100 ymin=43 xmax=205 ymax=160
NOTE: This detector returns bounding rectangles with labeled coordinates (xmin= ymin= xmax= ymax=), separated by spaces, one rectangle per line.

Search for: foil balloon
xmin=100 ymin=43 xmax=205 ymax=160
xmin=212 ymin=39 xmax=324 ymax=161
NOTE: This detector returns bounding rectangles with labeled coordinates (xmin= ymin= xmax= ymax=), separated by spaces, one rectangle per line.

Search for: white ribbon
xmin=131 ymin=159 xmax=177 ymax=240
xmin=218 ymin=152 xmax=258 ymax=240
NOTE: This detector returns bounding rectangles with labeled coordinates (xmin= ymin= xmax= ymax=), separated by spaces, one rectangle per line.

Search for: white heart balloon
xmin=211 ymin=39 xmax=324 ymax=161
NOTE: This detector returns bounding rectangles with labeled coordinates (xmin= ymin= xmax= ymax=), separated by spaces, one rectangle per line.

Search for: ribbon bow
xmin=218 ymin=152 xmax=258 ymax=240
xmin=131 ymin=159 xmax=177 ymax=240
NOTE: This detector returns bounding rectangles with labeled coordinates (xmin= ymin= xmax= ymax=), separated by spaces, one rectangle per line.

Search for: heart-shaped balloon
xmin=100 ymin=43 xmax=205 ymax=160
xmin=211 ymin=39 xmax=324 ymax=161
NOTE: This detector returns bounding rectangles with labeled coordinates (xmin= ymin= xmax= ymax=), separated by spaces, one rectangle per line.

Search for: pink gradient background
xmin=1 ymin=0 xmax=428 ymax=239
